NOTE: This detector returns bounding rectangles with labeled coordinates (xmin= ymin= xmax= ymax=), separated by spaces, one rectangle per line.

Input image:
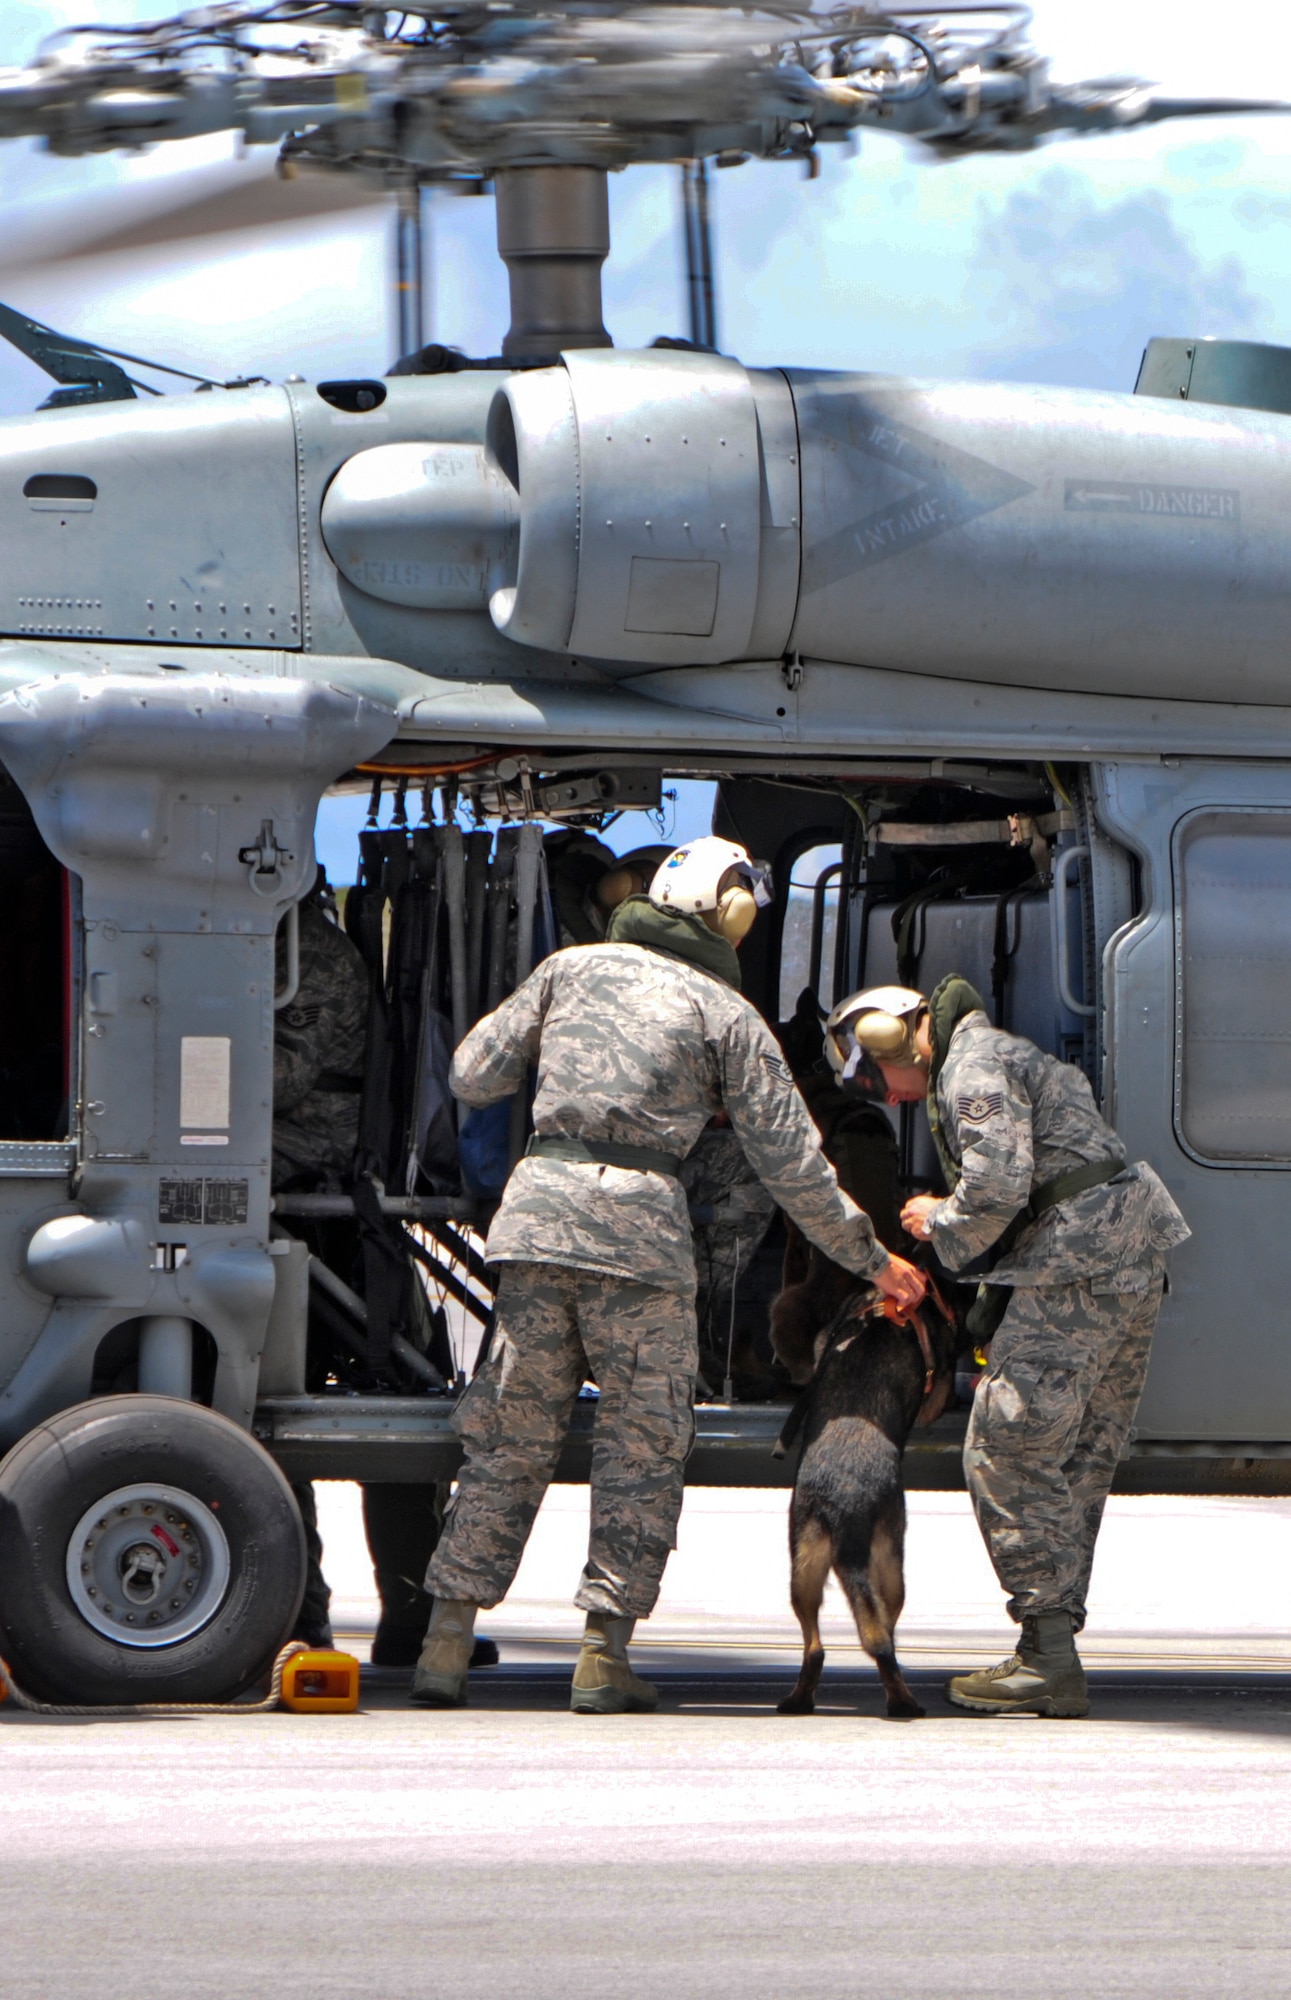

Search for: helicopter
xmin=0 ymin=0 xmax=1288 ymax=1705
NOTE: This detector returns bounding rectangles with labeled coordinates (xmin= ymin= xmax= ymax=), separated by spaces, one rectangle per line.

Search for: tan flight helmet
xmin=594 ymin=844 xmax=673 ymax=917
xmin=826 ymin=985 xmax=928 ymax=1085
xmin=648 ymin=836 xmax=773 ymax=944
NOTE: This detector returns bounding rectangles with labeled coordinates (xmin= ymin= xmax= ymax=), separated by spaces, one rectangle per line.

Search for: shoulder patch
xmin=281 ymin=1003 xmax=321 ymax=1032
xmin=761 ymin=1052 xmax=794 ymax=1084
xmin=958 ymin=1091 xmax=1004 ymax=1124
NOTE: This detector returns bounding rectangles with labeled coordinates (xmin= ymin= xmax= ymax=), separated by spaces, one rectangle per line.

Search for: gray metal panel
xmin=562 ymin=349 xmax=763 ymax=665
xmin=320 ymin=442 xmax=519 ymax=611
xmin=82 ymin=925 xmax=157 ymax=1161
xmin=258 ymin=1240 xmax=308 ymax=1398
xmin=1173 ymin=810 xmax=1291 ymax=1163
xmin=786 ymin=370 xmax=1291 ymax=706
xmin=249 ymin=1396 xmax=1291 ymax=1494
xmin=0 ymin=389 xmax=300 ymax=647
xmin=1097 ymin=760 xmax=1291 ymax=1441
xmin=0 ymin=1142 xmax=75 ymax=1177
xmin=1136 ymin=337 xmax=1291 ymax=417
xmin=0 ymin=667 xmax=394 ymax=1443
xmin=746 ymin=367 xmax=801 ymax=661
xmin=398 ymin=657 xmax=1291 ymax=761
xmin=285 ymin=372 xmax=584 ymax=686
xmin=24 ymin=644 xmax=1291 ymax=766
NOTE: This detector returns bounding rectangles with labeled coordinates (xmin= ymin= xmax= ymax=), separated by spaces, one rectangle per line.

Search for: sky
xmin=3 ymin=0 xmax=1291 ymax=868
xmin=0 ymin=0 xmax=1290 ymax=402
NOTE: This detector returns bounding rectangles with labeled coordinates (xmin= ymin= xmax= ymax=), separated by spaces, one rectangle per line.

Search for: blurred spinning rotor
xmin=0 ymin=0 xmax=1281 ymax=185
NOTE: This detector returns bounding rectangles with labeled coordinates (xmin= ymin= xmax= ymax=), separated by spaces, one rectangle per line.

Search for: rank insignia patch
xmin=958 ymin=1092 xmax=1003 ymax=1124
xmin=762 ymin=1052 xmax=793 ymax=1084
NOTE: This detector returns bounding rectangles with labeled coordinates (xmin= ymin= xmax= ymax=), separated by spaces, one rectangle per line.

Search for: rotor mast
xmin=495 ymin=167 xmax=611 ymax=358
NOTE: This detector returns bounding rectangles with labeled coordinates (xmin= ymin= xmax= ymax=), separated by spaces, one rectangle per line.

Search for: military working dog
xmin=772 ymin=1286 xmax=957 ymax=1720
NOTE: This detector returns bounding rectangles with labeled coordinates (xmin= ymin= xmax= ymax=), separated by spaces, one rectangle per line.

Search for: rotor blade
xmin=1132 ymin=96 xmax=1291 ymax=124
xmin=0 ymin=167 xmax=387 ymax=276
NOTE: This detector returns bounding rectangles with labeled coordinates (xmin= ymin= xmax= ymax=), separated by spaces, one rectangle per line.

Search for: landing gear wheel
xmin=0 ymin=1395 xmax=306 ymax=1705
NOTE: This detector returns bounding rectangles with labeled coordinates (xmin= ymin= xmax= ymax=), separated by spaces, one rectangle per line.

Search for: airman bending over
xmin=835 ymin=975 xmax=1190 ymax=1717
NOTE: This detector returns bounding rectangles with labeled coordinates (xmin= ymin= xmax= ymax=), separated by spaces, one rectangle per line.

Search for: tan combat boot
xmin=570 ymin=1613 xmax=659 ymax=1715
xmin=947 ymin=1611 xmax=1090 ymax=1718
xmin=410 ymin=1598 xmax=478 ymax=1707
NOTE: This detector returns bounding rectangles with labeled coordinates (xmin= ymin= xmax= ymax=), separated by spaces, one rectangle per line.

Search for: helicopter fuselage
xmin=0 ymin=346 xmax=1287 ymax=1624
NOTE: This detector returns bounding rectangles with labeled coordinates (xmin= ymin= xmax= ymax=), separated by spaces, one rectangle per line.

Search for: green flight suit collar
xmin=605 ymin=894 xmax=742 ymax=991
xmin=925 ymin=973 xmax=988 ymax=1190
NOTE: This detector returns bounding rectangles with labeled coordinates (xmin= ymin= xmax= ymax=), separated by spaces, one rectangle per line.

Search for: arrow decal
xmin=800 ymin=400 xmax=1035 ymax=596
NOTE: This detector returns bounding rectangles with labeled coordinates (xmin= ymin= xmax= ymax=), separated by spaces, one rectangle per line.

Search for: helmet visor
xmin=839 ymin=1039 xmax=888 ymax=1103
xmin=734 ymin=858 xmax=774 ymax=909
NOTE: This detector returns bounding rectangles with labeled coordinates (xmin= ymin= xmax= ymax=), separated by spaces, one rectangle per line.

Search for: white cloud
xmin=0 ymin=0 xmax=1290 ymax=401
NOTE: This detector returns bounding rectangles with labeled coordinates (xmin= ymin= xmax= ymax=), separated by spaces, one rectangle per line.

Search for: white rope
xmin=0 ymin=1640 xmax=310 ymax=1719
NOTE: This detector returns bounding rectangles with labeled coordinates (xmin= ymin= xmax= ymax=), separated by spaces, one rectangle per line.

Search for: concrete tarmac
xmin=4 ymin=1486 xmax=1291 ymax=2000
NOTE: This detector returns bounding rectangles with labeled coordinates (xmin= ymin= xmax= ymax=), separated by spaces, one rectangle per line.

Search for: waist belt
xmin=967 ymin=1156 xmax=1127 ymax=1344
xmin=1024 ymin=1155 xmax=1125 ymax=1230
xmin=315 ymin=1069 xmax=364 ymax=1095
xmin=525 ymin=1135 xmax=681 ymax=1177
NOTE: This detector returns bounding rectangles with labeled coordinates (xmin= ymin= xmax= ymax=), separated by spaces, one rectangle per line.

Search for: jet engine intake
xmin=486 ymin=349 xmax=799 ymax=664
xmin=321 ymin=440 xmax=520 ymax=612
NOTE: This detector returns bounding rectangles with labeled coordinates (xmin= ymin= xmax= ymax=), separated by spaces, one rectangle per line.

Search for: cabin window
xmin=1177 ymin=809 xmax=1291 ymax=1161
xmin=777 ymin=842 xmax=843 ymax=1019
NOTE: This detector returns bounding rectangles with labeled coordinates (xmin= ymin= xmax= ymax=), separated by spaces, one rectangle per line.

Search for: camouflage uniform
xmin=426 ymin=941 xmax=889 ymax=1617
xmin=928 ymin=1010 xmax=1190 ymax=1625
xmin=426 ymin=1264 xmax=696 ymax=1615
xmin=680 ymin=1121 xmax=777 ymax=1380
xmin=272 ymin=898 xmax=369 ymax=1646
xmin=272 ymin=900 xmax=367 ymax=1188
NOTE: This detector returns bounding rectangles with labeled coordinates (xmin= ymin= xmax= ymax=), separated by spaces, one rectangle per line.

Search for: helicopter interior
xmin=306 ymin=751 xmax=1114 ymax=1404
xmin=0 ymin=771 xmax=67 ymax=1144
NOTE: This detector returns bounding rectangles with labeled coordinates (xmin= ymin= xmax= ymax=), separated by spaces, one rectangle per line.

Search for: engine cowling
xmin=320 ymin=349 xmax=800 ymax=666
xmin=486 ymin=348 xmax=798 ymax=665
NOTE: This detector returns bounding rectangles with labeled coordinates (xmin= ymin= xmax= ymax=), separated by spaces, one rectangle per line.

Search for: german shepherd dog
xmin=769 ymin=987 xmax=961 ymax=1719
xmin=771 ymin=1282 xmax=958 ymax=1720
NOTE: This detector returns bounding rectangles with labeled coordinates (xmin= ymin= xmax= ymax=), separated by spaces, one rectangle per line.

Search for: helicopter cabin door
xmin=1098 ymin=760 xmax=1291 ymax=1445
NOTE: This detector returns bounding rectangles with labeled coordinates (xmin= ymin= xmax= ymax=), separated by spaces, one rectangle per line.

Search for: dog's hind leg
xmin=778 ymin=1507 xmax=833 ymax=1716
xmin=837 ymin=1510 xmax=925 ymax=1721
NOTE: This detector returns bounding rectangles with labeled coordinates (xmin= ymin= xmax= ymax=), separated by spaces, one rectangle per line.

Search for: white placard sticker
xmin=180 ymin=1036 xmax=231 ymax=1132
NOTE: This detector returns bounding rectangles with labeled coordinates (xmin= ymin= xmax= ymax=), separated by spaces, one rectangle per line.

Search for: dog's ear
xmin=769 ymin=1285 xmax=817 ymax=1386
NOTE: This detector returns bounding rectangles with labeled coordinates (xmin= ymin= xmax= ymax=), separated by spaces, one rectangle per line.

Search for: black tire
xmin=0 ymin=1395 xmax=306 ymax=1705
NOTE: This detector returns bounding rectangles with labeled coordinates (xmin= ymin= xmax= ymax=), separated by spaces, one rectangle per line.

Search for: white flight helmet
xmin=649 ymin=836 xmax=773 ymax=945
xmin=826 ymin=985 xmax=927 ymax=1078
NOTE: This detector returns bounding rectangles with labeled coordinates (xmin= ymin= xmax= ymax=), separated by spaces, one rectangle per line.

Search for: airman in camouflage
xmin=419 ymin=843 xmax=924 ymax=1711
xmin=426 ymin=1264 xmax=697 ymax=1618
xmin=272 ymin=893 xmax=367 ymax=1189
xmin=680 ymin=1120 xmax=777 ymax=1395
xmin=852 ymin=975 xmax=1189 ymax=1716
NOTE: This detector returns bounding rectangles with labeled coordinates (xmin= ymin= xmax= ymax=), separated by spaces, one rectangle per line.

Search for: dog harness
xmin=772 ymin=1279 xmax=949 ymax=1461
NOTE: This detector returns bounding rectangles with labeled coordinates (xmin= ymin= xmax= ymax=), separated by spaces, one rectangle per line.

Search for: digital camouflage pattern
xmin=927 ymin=1010 xmax=1189 ymax=1285
xmin=964 ymin=1276 xmax=1165 ymax=1625
xmin=450 ymin=942 xmax=890 ymax=1291
xmin=680 ymin=1121 xmax=778 ymax=1353
xmin=425 ymin=1262 xmax=698 ymax=1617
xmin=272 ymin=900 xmax=367 ymax=1188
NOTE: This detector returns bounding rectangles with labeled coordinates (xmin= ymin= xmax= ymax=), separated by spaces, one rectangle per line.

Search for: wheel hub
xmin=65 ymin=1484 xmax=231 ymax=1649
